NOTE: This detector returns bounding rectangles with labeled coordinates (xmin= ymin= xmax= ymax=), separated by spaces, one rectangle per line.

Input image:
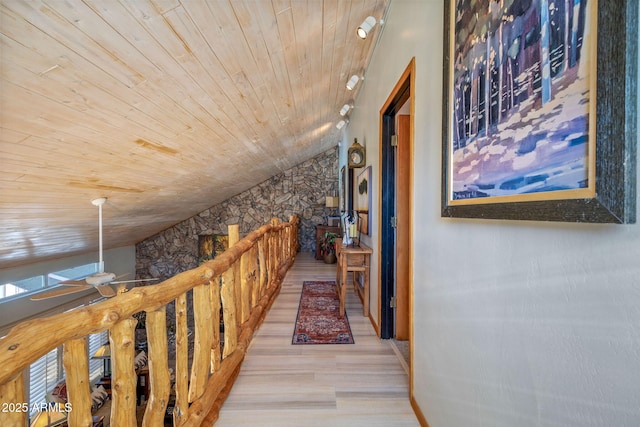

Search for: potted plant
xmin=319 ymin=231 xmax=338 ymax=264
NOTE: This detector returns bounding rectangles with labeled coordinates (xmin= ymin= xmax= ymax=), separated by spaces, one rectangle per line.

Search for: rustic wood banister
xmin=0 ymin=215 xmax=300 ymax=426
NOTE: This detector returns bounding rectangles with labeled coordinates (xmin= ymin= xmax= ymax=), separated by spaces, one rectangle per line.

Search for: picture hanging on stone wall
xmin=441 ymin=0 xmax=637 ymax=223
xmin=198 ymin=234 xmax=228 ymax=264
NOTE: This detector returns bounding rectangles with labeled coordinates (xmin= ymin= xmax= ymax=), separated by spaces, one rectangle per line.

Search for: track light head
xmin=346 ymin=75 xmax=362 ymax=91
xmin=339 ymin=104 xmax=353 ymax=117
xmin=357 ymin=16 xmax=382 ymax=39
xmin=336 ymin=119 xmax=349 ymax=130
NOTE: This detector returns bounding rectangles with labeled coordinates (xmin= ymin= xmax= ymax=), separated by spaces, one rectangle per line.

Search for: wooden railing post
xmin=189 ymin=280 xmax=214 ymax=403
xmin=109 ymin=318 xmax=137 ymax=427
xmin=0 ymin=373 xmax=26 ymax=427
xmin=210 ymin=276 xmax=222 ymax=372
xmin=249 ymin=245 xmax=259 ymax=307
xmin=227 ymin=225 xmax=241 ymax=331
xmin=239 ymin=248 xmax=251 ymax=324
xmin=220 ymin=267 xmax=238 ymax=359
xmin=174 ymin=293 xmax=189 ymax=426
xmin=270 ymin=218 xmax=280 ymax=283
xmin=63 ymin=338 xmax=92 ymax=426
xmin=142 ymin=308 xmax=170 ymax=426
xmin=258 ymin=235 xmax=268 ymax=295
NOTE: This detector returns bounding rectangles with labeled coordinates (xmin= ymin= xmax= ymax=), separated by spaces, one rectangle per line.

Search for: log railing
xmin=0 ymin=215 xmax=300 ymax=426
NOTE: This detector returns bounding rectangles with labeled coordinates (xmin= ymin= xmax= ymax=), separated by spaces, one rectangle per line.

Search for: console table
xmin=335 ymin=240 xmax=372 ymax=317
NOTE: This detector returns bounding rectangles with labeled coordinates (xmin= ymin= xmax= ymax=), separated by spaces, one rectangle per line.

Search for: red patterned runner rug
xmin=292 ymin=281 xmax=354 ymax=345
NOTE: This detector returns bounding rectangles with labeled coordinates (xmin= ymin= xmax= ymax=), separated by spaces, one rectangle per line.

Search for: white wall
xmin=0 ymin=246 xmax=135 ymax=335
xmin=344 ymin=1 xmax=640 ymax=426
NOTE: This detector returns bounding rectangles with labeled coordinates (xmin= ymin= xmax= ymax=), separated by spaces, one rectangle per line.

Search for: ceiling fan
xmin=31 ymin=197 xmax=157 ymax=301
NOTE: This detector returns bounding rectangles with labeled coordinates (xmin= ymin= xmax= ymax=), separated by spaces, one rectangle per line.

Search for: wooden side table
xmin=335 ymin=240 xmax=373 ymax=317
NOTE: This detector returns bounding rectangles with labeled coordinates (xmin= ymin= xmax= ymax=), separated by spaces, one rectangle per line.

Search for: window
xmin=1 ymin=262 xmax=97 ymax=302
xmin=88 ymin=331 xmax=109 ymax=381
xmin=29 ymin=347 xmax=63 ymax=416
xmin=0 ymin=276 xmax=44 ymax=300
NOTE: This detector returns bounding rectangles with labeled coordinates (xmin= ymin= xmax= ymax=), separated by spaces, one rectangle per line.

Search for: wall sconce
xmin=336 ymin=119 xmax=349 ymax=130
xmin=339 ymin=104 xmax=353 ymax=116
xmin=357 ymin=16 xmax=383 ymax=39
xmin=346 ymin=75 xmax=362 ymax=91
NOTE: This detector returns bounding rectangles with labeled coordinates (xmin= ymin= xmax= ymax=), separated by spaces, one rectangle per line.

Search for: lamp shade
xmin=92 ymin=343 xmax=110 ymax=358
xmin=325 ymin=196 xmax=339 ymax=208
xmin=30 ymin=410 xmax=67 ymax=427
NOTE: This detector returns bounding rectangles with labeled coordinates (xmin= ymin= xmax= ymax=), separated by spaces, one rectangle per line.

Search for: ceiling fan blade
xmin=110 ymin=278 xmax=158 ymax=284
xmin=30 ymin=285 xmax=93 ymax=300
xmin=95 ymin=284 xmax=116 ymax=298
xmin=57 ymin=279 xmax=88 ymax=287
xmin=114 ymin=273 xmax=131 ymax=280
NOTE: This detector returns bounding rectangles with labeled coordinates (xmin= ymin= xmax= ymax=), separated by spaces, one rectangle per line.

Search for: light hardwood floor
xmin=215 ymin=252 xmax=419 ymax=426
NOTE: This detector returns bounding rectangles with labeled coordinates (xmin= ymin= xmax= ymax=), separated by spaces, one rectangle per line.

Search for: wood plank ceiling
xmin=0 ymin=0 xmax=389 ymax=269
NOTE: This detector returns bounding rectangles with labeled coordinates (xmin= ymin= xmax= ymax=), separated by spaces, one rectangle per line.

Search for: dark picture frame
xmin=441 ymin=0 xmax=637 ymax=223
xmin=356 ymin=166 xmax=372 ymax=235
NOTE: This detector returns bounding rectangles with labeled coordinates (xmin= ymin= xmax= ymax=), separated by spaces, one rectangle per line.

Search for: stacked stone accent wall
xmin=136 ymin=147 xmax=339 ymax=279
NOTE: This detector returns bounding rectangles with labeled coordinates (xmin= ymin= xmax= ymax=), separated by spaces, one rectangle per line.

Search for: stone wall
xmin=136 ymin=147 xmax=339 ymax=279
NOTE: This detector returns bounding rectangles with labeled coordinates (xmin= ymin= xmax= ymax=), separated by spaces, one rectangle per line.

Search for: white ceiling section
xmin=0 ymin=0 xmax=390 ymax=269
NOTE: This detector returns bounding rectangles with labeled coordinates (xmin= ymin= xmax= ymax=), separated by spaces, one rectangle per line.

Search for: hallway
xmin=216 ymin=252 xmax=418 ymax=426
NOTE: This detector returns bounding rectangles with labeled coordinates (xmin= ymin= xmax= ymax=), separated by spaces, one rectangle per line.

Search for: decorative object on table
xmin=355 ymin=166 xmax=371 ymax=235
xmin=348 ymin=138 xmax=366 ymax=168
xmin=319 ymin=231 xmax=338 ymax=264
xmin=441 ymin=0 xmax=636 ymax=223
xmin=292 ymin=281 xmax=354 ymax=345
xmin=342 ymin=210 xmax=360 ymax=247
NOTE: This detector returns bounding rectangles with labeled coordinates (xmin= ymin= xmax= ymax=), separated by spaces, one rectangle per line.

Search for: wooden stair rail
xmin=0 ymin=215 xmax=300 ymax=427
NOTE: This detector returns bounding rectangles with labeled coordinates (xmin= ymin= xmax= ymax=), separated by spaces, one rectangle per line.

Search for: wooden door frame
xmin=377 ymin=58 xmax=415 ymax=349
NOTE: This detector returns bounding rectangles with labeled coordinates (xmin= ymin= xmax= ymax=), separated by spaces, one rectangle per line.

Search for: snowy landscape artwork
xmin=446 ymin=0 xmax=595 ymax=204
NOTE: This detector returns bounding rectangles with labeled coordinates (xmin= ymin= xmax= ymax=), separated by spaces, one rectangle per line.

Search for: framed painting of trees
xmin=441 ymin=0 xmax=637 ymax=223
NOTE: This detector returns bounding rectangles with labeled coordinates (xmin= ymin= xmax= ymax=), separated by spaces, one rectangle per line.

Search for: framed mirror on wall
xmin=341 ymin=165 xmax=354 ymax=215
xmin=356 ymin=166 xmax=371 ymax=235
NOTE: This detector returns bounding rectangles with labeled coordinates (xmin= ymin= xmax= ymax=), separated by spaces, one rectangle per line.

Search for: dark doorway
xmin=379 ymin=60 xmax=413 ymax=342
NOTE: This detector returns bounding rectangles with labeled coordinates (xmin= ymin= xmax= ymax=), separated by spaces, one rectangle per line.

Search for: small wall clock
xmin=348 ymin=139 xmax=365 ymax=168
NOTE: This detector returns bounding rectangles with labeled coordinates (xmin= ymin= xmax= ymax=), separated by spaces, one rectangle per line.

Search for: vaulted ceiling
xmin=0 ymin=0 xmax=389 ymax=269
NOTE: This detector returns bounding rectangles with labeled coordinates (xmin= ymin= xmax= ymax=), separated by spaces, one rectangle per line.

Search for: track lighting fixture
xmin=346 ymin=75 xmax=362 ymax=91
xmin=339 ymin=104 xmax=353 ymax=117
xmin=336 ymin=119 xmax=349 ymax=130
xmin=357 ymin=16 xmax=383 ymax=39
